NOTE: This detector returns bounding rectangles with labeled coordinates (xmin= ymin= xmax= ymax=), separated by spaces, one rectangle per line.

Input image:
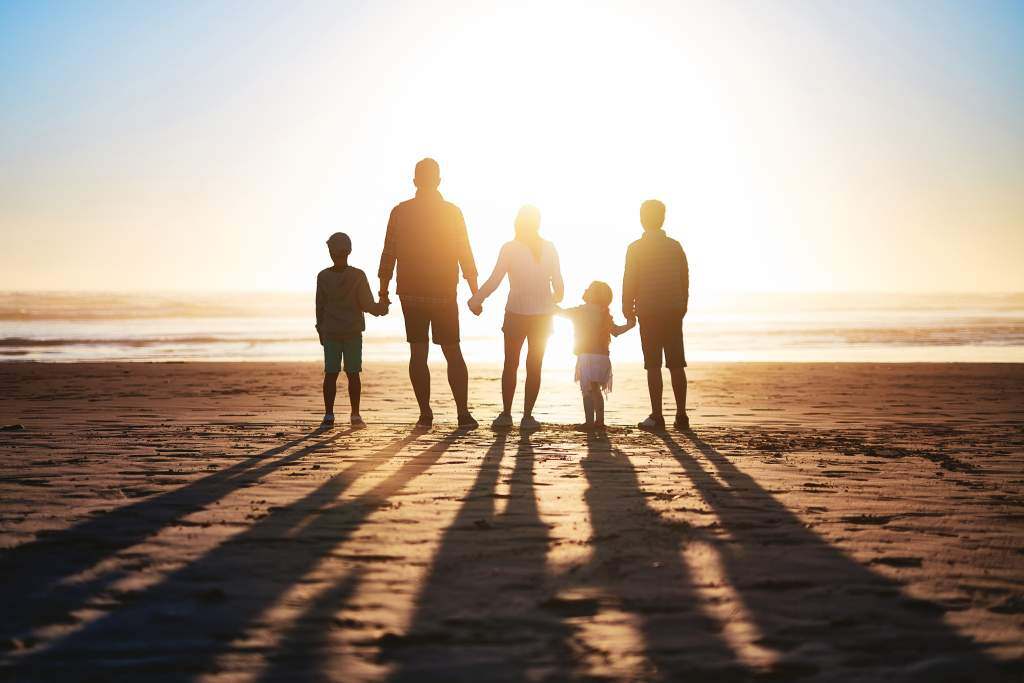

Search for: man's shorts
xmin=639 ymin=311 xmax=686 ymax=370
xmin=401 ymin=300 xmax=460 ymax=346
xmin=502 ymin=312 xmax=553 ymax=342
xmin=323 ymin=337 xmax=363 ymax=374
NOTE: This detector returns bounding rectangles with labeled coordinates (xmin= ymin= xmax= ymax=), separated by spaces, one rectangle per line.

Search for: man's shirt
xmin=378 ymin=189 xmax=478 ymax=304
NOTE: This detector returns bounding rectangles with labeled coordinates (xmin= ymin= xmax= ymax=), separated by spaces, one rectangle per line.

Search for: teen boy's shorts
xmin=638 ymin=312 xmax=686 ymax=369
xmin=323 ymin=337 xmax=363 ymax=373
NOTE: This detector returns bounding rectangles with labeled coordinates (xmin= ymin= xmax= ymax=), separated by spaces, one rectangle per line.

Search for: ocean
xmin=2 ymin=292 xmax=1023 ymax=366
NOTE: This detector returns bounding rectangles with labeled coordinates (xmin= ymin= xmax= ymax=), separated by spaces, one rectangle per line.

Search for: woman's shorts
xmin=502 ymin=312 xmax=553 ymax=340
xmin=323 ymin=336 xmax=363 ymax=373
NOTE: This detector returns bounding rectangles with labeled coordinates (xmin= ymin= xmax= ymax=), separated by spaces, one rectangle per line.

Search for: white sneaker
xmin=351 ymin=414 xmax=366 ymax=426
xmin=491 ymin=412 xmax=514 ymax=429
xmin=520 ymin=415 xmax=541 ymax=431
xmin=321 ymin=413 xmax=335 ymax=425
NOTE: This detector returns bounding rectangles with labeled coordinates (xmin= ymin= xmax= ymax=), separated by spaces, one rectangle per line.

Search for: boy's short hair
xmin=640 ymin=199 xmax=666 ymax=231
xmin=326 ymin=232 xmax=352 ymax=254
xmin=584 ymin=281 xmax=614 ymax=308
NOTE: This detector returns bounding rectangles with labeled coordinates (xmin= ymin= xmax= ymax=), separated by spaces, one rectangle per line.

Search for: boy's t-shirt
xmin=315 ymin=266 xmax=382 ymax=342
xmin=564 ymin=304 xmax=612 ymax=356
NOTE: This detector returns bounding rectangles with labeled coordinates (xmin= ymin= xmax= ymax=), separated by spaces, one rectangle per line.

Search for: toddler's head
xmin=582 ymin=281 xmax=613 ymax=309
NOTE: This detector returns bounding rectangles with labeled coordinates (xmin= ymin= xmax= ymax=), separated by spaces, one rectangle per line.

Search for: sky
xmin=1 ymin=0 xmax=1022 ymax=295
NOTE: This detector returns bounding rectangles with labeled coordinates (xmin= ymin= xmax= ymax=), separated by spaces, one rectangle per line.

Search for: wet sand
xmin=1 ymin=362 xmax=1022 ymax=681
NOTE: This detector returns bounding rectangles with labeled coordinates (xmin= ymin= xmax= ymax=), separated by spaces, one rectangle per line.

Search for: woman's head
xmin=514 ymin=204 xmax=543 ymax=260
xmin=583 ymin=281 xmax=613 ymax=308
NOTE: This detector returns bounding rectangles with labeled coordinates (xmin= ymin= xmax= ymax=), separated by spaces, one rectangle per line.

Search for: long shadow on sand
xmin=655 ymin=430 xmax=1019 ymax=682
xmin=580 ymin=433 xmax=747 ymax=681
xmin=7 ymin=428 xmax=459 ymax=682
xmin=377 ymin=431 xmax=572 ymax=682
xmin=0 ymin=425 xmax=346 ymax=648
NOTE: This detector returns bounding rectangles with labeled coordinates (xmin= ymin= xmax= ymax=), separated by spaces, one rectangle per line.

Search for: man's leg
xmin=523 ymin=331 xmax=548 ymax=418
xmin=323 ymin=372 xmax=338 ymax=415
xmin=441 ymin=344 xmax=470 ymax=416
xmin=346 ymin=372 xmax=361 ymax=417
xmin=502 ymin=331 xmax=527 ymax=416
xmin=669 ymin=367 xmax=687 ymax=418
xmin=646 ymin=367 xmax=664 ymax=418
xmin=409 ymin=342 xmax=431 ymax=417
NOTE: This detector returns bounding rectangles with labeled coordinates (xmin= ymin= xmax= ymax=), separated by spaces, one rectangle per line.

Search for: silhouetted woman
xmin=468 ymin=205 xmax=563 ymax=429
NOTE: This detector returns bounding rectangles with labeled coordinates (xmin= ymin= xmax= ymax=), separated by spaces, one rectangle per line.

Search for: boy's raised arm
xmin=611 ymin=317 xmax=636 ymax=337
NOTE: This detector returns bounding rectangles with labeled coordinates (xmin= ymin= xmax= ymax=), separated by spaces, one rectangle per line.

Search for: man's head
xmin=640 ymin=199 xmax=666 ymax=232
xmin=326 ymin=232 xmax=351 ymax=264
xmin=413 ymin=158 xmax=441 ymax=191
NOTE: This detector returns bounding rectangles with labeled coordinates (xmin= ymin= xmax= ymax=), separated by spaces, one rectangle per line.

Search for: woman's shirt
xmin=472 ymin=240 xmax=563 ymax=316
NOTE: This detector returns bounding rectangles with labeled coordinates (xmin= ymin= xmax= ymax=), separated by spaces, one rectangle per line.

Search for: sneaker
xmin=416 ymin=410 xmax=433 ymax=428
xmin=321 ymin=413 xmax=335 ymax=425
xmin=520 ymin=415 xmax=541 ymax=431
xmin=637 ymin=414 xmax=666 ymax=431
xmin=351 ymin=414 xmax=366 ymax=426
xmin=457 ymin=412 xmax=479 ymax=429
xmin=491 ymin=412 xmax=514 ymax=429
xmin=673 ymin=413 xmax=690 ymax=431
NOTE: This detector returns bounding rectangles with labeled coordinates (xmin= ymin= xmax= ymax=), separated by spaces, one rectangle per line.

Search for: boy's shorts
xmin=323 ymin=337 xmax=363 ymax=374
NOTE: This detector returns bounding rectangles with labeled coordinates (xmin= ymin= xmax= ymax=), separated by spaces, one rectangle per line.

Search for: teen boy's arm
xmin=357 ymin=271 xmax=389 ymax=316
xmin=622 ymin=244 xmax=638 ymax=323
xmin=315 ymin=273 xmax=325 ymax=345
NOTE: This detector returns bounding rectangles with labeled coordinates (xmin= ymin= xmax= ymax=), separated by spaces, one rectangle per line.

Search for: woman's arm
xmin=550 ymin=245 xmax=564 ymax=304
xmin=468 ymin=243 xmax=509 ymax=308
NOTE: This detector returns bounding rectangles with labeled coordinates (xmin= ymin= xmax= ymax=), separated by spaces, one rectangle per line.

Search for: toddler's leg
xmin=346 ymin=372 xmax=361 ymax=417
xmin=323 ymin=372 xmax=339 ymax=416
xmin=581 ymin=386 xmax=595 ymax=425
xmin=591 ymin=382 xmax=605 ymax=427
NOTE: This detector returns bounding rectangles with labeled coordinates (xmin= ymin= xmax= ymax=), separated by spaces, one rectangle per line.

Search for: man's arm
xmin=469 ymin=243 xmax=509 ymax=310
xmin=454 ymin=207 xmax=479 ymax=295
xmin=378 ymin=207 xmax=399 ymax=299
xmin=680 ymin=246 xmax=689 ymax=317
xmin=622 ymin=244 xmax=637 ymax=321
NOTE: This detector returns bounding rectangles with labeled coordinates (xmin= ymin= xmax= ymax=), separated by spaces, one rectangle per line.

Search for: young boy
xmin=316 ymin=232 xmax=389 ymax=425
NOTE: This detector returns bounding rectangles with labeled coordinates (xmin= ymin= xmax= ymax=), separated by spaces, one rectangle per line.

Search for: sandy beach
xmin=1 ymin=361 xmax=1022 ymax=681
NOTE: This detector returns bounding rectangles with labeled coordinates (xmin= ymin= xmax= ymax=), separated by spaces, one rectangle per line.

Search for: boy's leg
xmin=342 ymin=337 xmax=364 ymax=420
xmin=323 ymin=372 xmax=338 ymax=415
xmin=591 ymin=382 xmax=605 ymax=426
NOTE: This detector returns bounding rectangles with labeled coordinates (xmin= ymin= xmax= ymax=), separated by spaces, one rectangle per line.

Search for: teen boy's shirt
xmin=621 ymin=229 xmax=689 ymax=319
xmin=316 ymin=266 xmax=386 ymax=342
xmin=378 ymin=189 xmax=478 ymax=304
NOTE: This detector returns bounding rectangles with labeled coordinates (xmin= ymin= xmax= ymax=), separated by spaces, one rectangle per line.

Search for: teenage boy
xmin=316 ymin=232 xmax=389 ymax=425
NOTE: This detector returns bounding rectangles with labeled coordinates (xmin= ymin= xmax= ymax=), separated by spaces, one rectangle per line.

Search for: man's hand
xmin=468 ymin=300 xmax=483 ymax=317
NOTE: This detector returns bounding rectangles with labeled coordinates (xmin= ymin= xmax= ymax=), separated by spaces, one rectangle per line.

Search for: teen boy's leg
xmin=342 ymin=336 xmax=364 ymax=424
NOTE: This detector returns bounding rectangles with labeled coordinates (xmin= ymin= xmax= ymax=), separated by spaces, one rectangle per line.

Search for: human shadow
xmin=578 ymin=433 xmax=747 ymax=680
xmin=379 ymin=431 xmax=571 ymax=682
xmin=11 ymin=429 xmax=459 ymax=682
xmin=656 ymin=431 xmax=1020 ymax=681
xmin=0 ymin=424 xmax=344 ymax=648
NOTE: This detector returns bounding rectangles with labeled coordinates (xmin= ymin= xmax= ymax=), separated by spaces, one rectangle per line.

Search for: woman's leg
xmin=522 ymin=328 xmax=549 ymax=417
xmin=581 ymin=386 xmax=595 ymax=425
xmin=502 ymin=329 xmax=527 ymax=415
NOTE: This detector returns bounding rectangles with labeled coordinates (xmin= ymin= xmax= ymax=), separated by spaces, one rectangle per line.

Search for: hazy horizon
xmin=3 ymin=1 xmax=1023 ymax=296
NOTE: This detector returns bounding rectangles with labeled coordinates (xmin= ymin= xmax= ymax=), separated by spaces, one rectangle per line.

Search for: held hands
xmin=467 ymin=294 xmax=483 ymax=317
xmin=379 ymin=290 xmax=391 ymax=316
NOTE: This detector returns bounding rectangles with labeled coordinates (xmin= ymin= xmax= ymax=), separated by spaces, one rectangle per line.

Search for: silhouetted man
xmin=622 ymin=199 xmax=689 ymax=430
xmin=379 ymin=158 xmax=479 ymax=428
